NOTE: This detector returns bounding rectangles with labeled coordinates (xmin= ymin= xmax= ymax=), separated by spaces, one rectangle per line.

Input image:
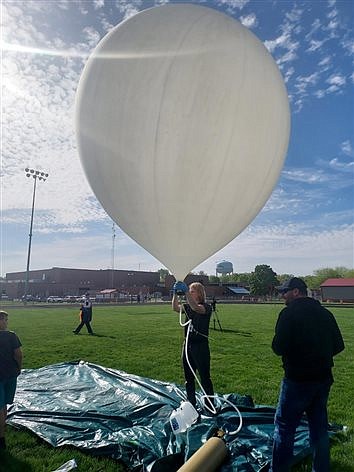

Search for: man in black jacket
xmin=270 ymin=277 xmax=344 ymax=472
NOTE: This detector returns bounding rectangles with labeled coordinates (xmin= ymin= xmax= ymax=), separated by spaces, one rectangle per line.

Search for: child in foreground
xmin=0 ymin=310 xmax=23 ymax=450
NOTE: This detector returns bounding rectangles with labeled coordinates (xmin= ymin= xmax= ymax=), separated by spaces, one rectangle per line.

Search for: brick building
xmin=5 ymin=267 xmax=161 ymax=300
xmin=5 ymin=267 xmax=251 ymax=302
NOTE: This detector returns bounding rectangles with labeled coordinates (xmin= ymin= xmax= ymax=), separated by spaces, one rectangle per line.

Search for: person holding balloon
xmin=172 ymin=281 xmax=214 ymax=410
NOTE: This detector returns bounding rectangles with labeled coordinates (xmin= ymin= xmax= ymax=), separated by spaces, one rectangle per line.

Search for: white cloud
xmin=326 ymin=73 xmax=346 ymax=86
xmin=294 ymin=72 xmax=320 ymax=99
xmin=194 ymin=223 xmax=354 ymax=276
xmin=318 ymin=55 xmax=332 ymax=68
xmin=264 ymin=33 xmax=298 ymax=55
xmin=307 ymin=38 xmax=327 ymax=52
xmin=82 ymin=26 xmax=101 ymax=47
xmin=115 ymin=0 xmax=143 ymax=20
xmin=341 ymin=140 xmax=353 ymax=156
xmin=329 ymin=158 xmax=354 ymax=172
xmin=341 ymin=38 xmax=354 ymax=56
xmin=282 ymin=169 xmax=327 ymax=184
xmin=93 ymin=0 xmax=105 ymax=9
xmin=306 ymin=18 xmax=322 ymax=39
xmin=215 ymin=0 xmax=250 ymax=11
xmin=285 ymin=7 xmax=303 ymax=24
xmin=240 ymin=13 xmax=258 ymax=29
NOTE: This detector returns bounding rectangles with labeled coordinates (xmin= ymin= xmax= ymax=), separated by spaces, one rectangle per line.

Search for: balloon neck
xmin=173 ymin=274 xmax=187 ymax=283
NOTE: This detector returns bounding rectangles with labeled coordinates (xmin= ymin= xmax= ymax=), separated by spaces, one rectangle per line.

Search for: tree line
xmin=159 ymin=266 xmax=354 ymax=297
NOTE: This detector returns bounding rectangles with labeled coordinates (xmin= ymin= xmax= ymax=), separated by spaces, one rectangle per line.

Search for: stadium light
xmin=23 ymin=168 xmax=49 ymax=303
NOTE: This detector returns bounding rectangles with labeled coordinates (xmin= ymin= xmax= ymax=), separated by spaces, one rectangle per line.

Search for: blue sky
xmin=1 ymin=0 xmax=353 ymax=278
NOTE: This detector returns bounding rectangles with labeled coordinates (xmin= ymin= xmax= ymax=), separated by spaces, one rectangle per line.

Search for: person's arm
xmin=272 ymin=309 xmax=291 ymax=355
xmin=185 ymin=292 xmax=206 ymax=314
xmin=172 ymin=293 xmax=181 ymax=313
xmin=328 ymin=310 xmax=345 ymax=355
xmin=14 ymin=347 xmax=23 ymax=373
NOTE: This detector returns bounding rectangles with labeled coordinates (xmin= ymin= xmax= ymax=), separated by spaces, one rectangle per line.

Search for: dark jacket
xmin=272 ymin=297 xmax=344 ymax=382
xmin=80 ymin=300 xmax=93 ymax=322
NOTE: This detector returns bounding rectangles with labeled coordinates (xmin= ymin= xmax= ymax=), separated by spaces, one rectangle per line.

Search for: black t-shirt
xmin=0 ymin=330 xmax=22 ymax=381
xmin=183 ymin=303 xmax=212 ymax=343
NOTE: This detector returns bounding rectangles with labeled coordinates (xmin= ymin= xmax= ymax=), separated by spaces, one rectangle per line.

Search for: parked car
xmin=63 ymin=296 xmax=77 ymax=303
xmin=22 ymin=295 xmax=41 ymax=302
xmin=47 ymin=296 xmax=63 ymax=303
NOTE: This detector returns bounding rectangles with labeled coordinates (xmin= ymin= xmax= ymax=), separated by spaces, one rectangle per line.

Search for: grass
xmin=0 ymin=302 xmax=353 ymax=471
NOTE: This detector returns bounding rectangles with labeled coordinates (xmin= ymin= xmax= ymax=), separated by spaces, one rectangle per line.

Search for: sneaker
xmin=72 ymin=331 xmax=79 ymax=335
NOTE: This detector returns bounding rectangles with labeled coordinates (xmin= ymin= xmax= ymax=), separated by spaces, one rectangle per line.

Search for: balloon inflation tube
xmin=76 ymin=4 xmax=290 ymax=281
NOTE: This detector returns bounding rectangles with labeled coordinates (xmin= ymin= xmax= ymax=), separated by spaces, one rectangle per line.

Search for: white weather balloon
xmin=76 ymin=4 xmax=290 ymax=281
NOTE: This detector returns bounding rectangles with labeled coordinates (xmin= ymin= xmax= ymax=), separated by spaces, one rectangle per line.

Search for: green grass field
xmin=1 ymin=303 xmax=353 ymax=471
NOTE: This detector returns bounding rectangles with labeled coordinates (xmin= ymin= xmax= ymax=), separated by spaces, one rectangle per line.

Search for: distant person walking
xmin=270 ymin=277 xmax=345 ymax=472
xmin=0 ymin=310 xmax=23 ymax=450
xmin=73 ymin=294 xmax=94 ymax=335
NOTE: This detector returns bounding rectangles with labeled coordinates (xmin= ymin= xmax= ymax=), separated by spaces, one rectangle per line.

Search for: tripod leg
xmin=215 ymin=311 xmax=223 ymax=332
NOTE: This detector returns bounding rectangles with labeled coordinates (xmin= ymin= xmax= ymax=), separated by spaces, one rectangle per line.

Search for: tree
xmin=237 ymin=273 xmax=252 ymax=285
xmin=303 ymin=267 xmax=354 ymax=290
xmin=158 ymin=268 xmax=169 ymax=283
xmin=277 ymin=274 xmax=294 ymax=284
xmin=249 ymin=264 xmax=278 ymax=296
xmin=208 ymin=275 xmax=220 ymax=283
xmin=219 ymin=273 xmax=239 ymax=284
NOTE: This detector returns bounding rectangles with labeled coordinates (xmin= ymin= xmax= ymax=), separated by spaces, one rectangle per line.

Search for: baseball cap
xmin=276 ymin=277 xmax=307 ymax=293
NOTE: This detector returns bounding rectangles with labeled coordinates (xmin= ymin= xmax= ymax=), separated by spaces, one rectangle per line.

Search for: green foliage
xmin=158 ymin=268 xmax=169 ymax=282
xmin=207 ymin=266 xmax=354 ymax=292
xmin=220 ymin=273 xmax=239 ymax=283
xmin=208 ymin=275 xmax=220 ymax=283
xmin=2 ymin=303 xmax=353 ymax=471
xmin=303 ymin=267 xmax=354 ymax=290
xmin=314 ymin=267 xmax=354 ymax=278
xmin=276 ymin=273 xmax=295 ymax=284
xmin=208 ymin=273 xmax=251 ymax=285
xmin=237 ymin=273 xmax=252 ymax=285
xmin=249 ymin=264 xmax=278 ymax=295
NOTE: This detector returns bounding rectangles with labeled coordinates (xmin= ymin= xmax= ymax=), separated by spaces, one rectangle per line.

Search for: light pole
xmin=24 ymin=168 xmax=49 ymax=302
xmin=111 ymin=223 xmax=116 ymax=288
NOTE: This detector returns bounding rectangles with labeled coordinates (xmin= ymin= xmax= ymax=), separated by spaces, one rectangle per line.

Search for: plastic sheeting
xmin=7 ymin=362 xmax=339 ymax=471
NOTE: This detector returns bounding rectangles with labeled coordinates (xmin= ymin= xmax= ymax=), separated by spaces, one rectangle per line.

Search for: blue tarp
xmin=7 ymin=362 xmax=340 ymax=471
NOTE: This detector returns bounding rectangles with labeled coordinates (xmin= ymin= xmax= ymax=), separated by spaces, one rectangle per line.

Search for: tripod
xmin=211 ymin=307 xmax=223 ymax=331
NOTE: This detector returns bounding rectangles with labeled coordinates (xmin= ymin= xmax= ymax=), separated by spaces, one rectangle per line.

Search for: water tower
xmin=216 ymin=260 xmax=233 ymax=276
